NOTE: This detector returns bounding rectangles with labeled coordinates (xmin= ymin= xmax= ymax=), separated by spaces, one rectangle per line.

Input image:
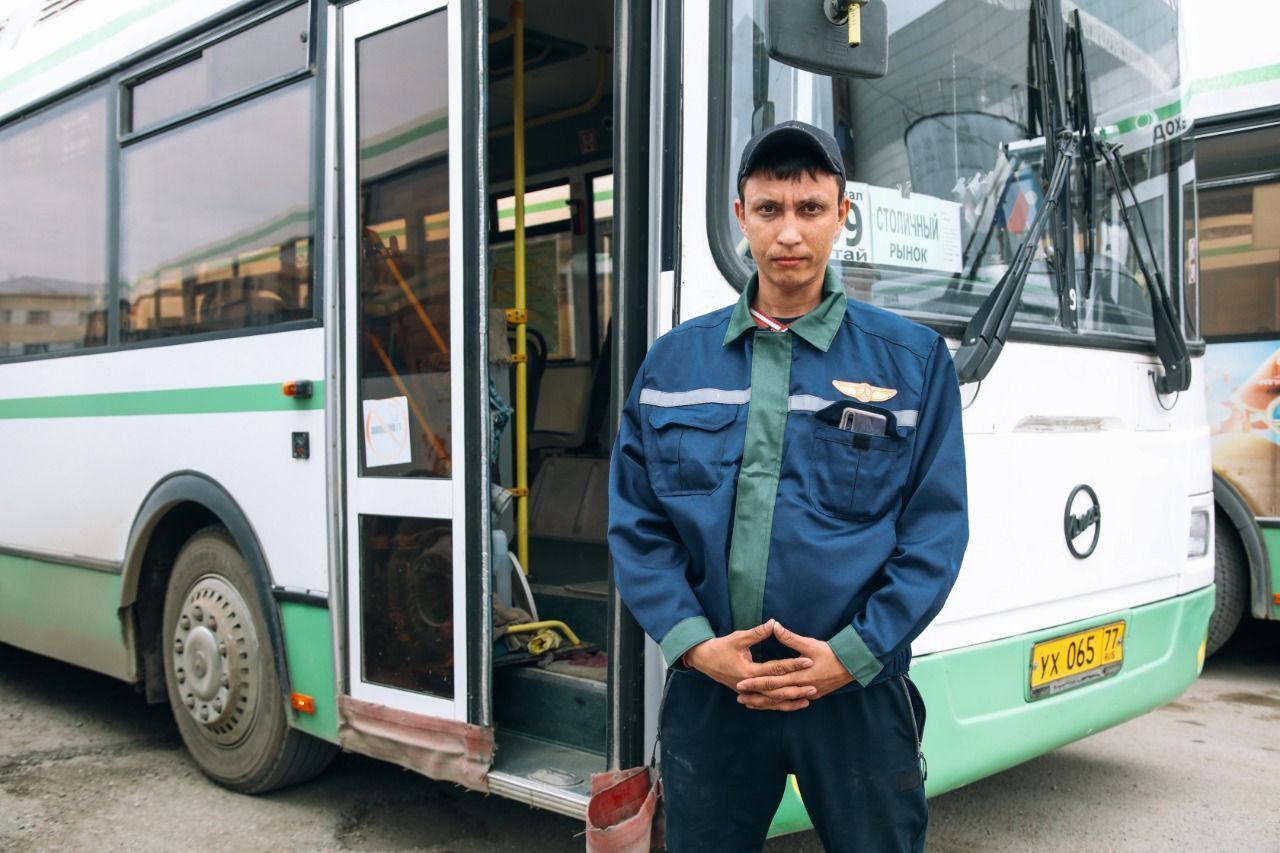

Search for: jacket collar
xmin=723 ymin=267 xmax=845 ymax=353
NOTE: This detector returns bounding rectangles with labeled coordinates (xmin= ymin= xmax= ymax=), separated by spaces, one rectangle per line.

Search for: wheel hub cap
xmin=171 ymin=574 xmax=260 ymax=745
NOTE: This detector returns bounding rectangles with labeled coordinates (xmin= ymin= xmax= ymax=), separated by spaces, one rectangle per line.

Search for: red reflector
xmin=282 ymin=381 xmax=299 ymax=397
xmin=291 ymin=692 xmax=316 ymax=714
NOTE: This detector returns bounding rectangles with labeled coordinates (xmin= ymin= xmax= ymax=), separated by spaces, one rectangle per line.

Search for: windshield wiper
xmin=954 ymin=131 xmax=1076 ymax=384
xmin=1067 ymin=11 xmax=1190 ymax=394
xmin=957 ymin=1 xmax=1191 ymax=392
xmin=1067 ymin=9 xmax=1095 ymax=298
xmin=954 ymin=0 xmax=1074 ymax=384
xmin=1032 ymin=0 xmax=1078 ymax=330
xmin=1097 ymin=143 xmax=1191 ymax=393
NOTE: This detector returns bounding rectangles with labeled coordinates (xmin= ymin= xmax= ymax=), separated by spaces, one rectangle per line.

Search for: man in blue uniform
xmin=607 ymin=121 xmax=968 ymax=852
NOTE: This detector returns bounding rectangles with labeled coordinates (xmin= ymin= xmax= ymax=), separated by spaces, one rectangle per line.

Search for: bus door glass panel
xmin=348 ymin=5 xmax=459 ymax=703
xmin=1199 ymin=174 xmax=1280 ymax=519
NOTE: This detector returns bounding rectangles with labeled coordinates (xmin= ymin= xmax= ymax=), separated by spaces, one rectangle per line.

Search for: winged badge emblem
xmin=832 ymin=380 xmax=898 ymax=403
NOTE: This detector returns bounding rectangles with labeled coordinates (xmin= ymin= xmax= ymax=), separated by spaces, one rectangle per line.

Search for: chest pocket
xmin=643 ymin=404 xmax=741 ymax=496
xmin=808 ymin=406 xmax=911 ymax=521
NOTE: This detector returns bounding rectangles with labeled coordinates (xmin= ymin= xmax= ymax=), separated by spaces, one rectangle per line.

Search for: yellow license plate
xmin=1029 ymin=620 xmax=1125 ymax=699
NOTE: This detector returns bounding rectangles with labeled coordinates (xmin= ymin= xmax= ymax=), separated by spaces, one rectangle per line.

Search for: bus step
xmin=488 ymin=730 xmax=602 ymax=819
xmin=493 ymin=665 xmax=606 ymax=755
xmin=529 ymin=583 xmax=608 ymax=649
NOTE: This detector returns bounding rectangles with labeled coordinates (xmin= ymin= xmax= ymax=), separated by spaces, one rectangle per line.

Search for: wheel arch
xmin=1213 ymin=472 xmax=1272 ymax=620
xmin=121 ymin=471 xmax=293 ymax=704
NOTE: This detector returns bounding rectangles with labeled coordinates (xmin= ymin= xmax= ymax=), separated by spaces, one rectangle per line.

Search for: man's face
xmin=734 ymin=169 xmax=849 ymax=295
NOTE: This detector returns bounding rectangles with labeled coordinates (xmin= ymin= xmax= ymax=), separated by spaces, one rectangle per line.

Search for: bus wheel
xmin=1207 ymin=509 xmax=1248 ymax=656
xmin=162 ymin=526 xmax=335 ymax=792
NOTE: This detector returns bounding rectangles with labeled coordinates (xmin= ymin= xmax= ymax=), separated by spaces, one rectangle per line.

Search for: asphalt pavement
xmin=1 ymin=620 xmax=1276 ymax=852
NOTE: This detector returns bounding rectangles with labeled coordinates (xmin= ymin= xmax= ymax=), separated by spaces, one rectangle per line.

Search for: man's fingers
xmin=772 ymin=621 xmax=818 ymax=653
xmin=737 ymin=656 xmax=812 ymax=685
xmin=744 ymin=684 xmax=816 ymax=701
xmin=767 ymin=656 xmax=813 ymax=676
xmin=736 ymin=673 xmax=813 ymax=693
xmin=730 ymin=619 xmax=776 ymax=648
xmin=737 ymin=693 xmax=810 ymax=712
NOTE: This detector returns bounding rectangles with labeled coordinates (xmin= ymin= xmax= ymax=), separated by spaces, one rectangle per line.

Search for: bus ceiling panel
xmin=487 ymin=1 xmax=611 ymax=61
xmin=486 ymin=17 xmax=588 ymax=80
xmin=485 ymin=0 xmax=612 ymax=118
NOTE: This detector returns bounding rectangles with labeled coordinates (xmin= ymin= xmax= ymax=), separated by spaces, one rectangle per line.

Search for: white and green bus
xmin=0 ymin=0 xmax=1212 ymax=833
xmin=1185 ymin=0 xmax=1280 ymax=653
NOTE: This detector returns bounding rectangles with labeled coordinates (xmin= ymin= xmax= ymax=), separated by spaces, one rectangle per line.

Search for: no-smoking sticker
xmin=363 ymin=396 xmax=412 ymax=466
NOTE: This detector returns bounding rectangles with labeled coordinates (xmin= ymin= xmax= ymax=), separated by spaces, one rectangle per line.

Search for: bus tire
xmin=162 ymin=526 xmax=336 ymax=792
xmin=1207 ymin=509 xmax=1248 ymax=656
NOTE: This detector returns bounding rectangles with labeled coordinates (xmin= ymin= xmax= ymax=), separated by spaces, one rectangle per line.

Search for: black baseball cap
xmin=737 ymin=120 xmax=846 ymax=187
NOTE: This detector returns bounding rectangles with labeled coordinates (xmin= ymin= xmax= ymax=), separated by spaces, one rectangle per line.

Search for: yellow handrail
xmin=502 ymin=620 xmax=583 ymax=648
xmin=511 ymin=0 xmax=530 ymax=577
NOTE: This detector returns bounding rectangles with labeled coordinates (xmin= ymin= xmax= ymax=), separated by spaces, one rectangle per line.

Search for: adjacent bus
xmin=1186 ymin=2 xmax=1280 ymax=652
xmin=0 ymin=0 xmax=1212 ymax=832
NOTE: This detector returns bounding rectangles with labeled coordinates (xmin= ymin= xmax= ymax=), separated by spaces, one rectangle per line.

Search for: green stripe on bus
xmin=0 ymin=381 xmax=325 ymax=419
xmin=0 ymin=552 xmax=131 ymax=680
xmin=0 ymin=0 xmax=178 ymax=97
xmin=1104 ymin=98 xmax=1182 ymax=138
xmin=1260 ymin=527 xmax=1280 ymax=618
xmin=360 ymin=115 xmax=448 ymax=160
xmin=1190 ymin=62 xmax=1280 ymax=96
xmin=1200 ymin=243 xmax=1257 ymax=258
xmin=279 ymin=600 xmax=339 ymax=743
xmin=496 ymin=197 xmax=573 ymax=219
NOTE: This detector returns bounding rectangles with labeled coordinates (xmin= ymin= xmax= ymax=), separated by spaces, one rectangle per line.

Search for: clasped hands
xmin=683 ymin=619 xmax=853 ymax=711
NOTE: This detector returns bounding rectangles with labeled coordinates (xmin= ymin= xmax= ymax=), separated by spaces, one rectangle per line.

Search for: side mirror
xmin=764 ymin=0 xmax=889 ymax=79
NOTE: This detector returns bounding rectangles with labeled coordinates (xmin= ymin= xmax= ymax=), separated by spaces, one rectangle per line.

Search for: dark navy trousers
xmin=660 ymin=671 xmax=928 ymax=852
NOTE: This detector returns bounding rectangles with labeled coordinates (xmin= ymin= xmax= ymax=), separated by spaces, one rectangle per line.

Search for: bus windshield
xmin=716 ymin=0 xmax=1185 ymax=342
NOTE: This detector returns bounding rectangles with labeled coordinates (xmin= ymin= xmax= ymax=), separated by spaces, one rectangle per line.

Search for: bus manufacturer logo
xmin=1064 ymin=485 xmax=1101 ymax=559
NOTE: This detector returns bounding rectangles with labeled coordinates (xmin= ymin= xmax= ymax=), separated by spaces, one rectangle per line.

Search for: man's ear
xmin=834 ymin=194 xmax=851 ymax=240
xmin=734 ymin=197 xmax=747 ymax=233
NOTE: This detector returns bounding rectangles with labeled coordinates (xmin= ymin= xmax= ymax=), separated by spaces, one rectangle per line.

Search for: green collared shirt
xmin=722 ymin=267 xmax=846 ymax=352
xmin=721 ymin=268 xmax=846 ymax=633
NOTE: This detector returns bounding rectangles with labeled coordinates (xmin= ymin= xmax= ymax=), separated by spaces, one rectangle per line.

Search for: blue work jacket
xmin=608 ymin=269 xmax=968 ymax=687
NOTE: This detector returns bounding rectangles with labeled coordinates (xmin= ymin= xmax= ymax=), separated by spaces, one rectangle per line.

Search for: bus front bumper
xmin=769 ymin=584 xmax=1214 ymax=835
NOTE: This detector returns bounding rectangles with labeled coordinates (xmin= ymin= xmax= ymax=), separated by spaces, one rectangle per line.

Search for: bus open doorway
xmin=484 ymin=0 xmax=621 ymax=810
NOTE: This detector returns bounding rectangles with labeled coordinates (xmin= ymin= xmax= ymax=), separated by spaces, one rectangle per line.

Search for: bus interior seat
xmin=529 ymin=363 xmax=594 ymax=449
xmin=528 ymin=454 xmax=608 ymax=544
xmin=529 ymin=322 xmax=612 ymax=456
xmin=525 ymin=339 xmax=612 ymax=587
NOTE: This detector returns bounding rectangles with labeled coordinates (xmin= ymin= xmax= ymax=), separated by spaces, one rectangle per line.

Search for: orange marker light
xmin=291 ymin=692 xmax=316 ymax=714
xmin=1274 ymin=593 xmax=1280 ymax=607
xmin=282 ymin=380 xmax=314 ymax=399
